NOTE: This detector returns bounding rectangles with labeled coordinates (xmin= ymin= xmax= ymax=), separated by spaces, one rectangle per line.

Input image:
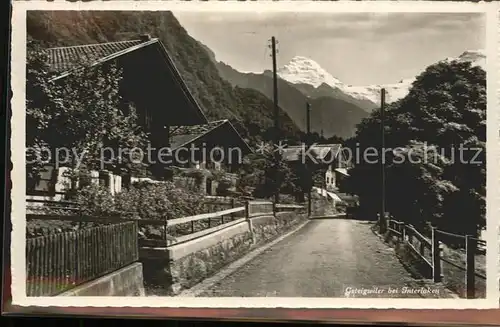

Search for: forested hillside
xmin=27 ymin=11 xmax=301 ymax=145
xmin=215 ymin=59 xmax=369 ymax=139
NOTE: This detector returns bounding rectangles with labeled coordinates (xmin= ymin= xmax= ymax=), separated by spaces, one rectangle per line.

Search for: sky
xmin=173 ymin=12 xmax=485 ymax=86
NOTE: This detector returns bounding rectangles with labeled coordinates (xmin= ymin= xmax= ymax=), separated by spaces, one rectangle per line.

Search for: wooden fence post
xmin=230 ymin=198 xmax=235 ymax=221
xmin=419 ymin=239 xmax=425 ymax=256
xmin=401 ymin=223 xmax=406 ymax=242
xmin=245 ymin=201 xmax=255 ymax=243
xmin=133 ymin=221 xmax=139 ymax=261
xmin=379 ymin=213 xmax=387 ymax=234
xmin=78 ymin=207 xmax=83 ymax=230
xmin=465 ymin=235 xmax=476 ymax=299
xmin=408 ymin=225 xmax=414 ymax=244
xmin=163 ymin=218 xmax=168 ymax=246
xmin=245 ymin=201 xmax=250 ymax=219
xmin=432 ymin=227 xmax=442 ymax=283
xmin=74 ymin=232 xmax=81 ymax=286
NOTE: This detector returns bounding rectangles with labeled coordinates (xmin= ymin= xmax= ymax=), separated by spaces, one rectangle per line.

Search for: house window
xmin=326 ymin=177 xmax=329 ymax=184
xmin=99 ymin=171 xmax=110 ymax=188
xmin=337 ymin=158 xmax=343 ymax=169
xmin=122 ymin=174 xmax=131 ymax=190
xmin=27 ymin=165 xmax=56 ymax=195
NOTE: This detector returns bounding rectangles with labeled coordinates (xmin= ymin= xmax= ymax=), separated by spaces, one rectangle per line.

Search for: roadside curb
xmin=309 ymin=214 xmax=346 ymax=220
xmin=176 ymin=219 xmax=311 ymax=297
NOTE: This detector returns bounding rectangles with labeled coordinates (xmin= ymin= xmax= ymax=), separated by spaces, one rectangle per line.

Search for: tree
xmin=343 ymin=60 xmax=486 ymax=235
xmin=384 ymin=142 xmax=457 ymax=231
xmin=250 ymin=149 xmax=298 ymax=200
xmin=237 ymin=144 xmax=310 ymax=201
xmin=26 ymin=41 xmax=149 ymax=192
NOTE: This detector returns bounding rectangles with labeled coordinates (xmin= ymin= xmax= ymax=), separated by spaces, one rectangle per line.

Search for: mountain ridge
xmin=26 ymin=11 xmax=302 ymax=146
xmin=216 ymin=61 xmax=369 ymax=139
xmin=276 ymin=50 xmax=486 ymax=104
xmin=212 ymin=48 xmax=485 ymax=139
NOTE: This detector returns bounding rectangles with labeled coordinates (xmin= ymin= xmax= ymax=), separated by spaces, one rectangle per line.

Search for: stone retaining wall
xmin=59 ymin=262 xmax=145 ymax=296
xmin=251 ymin=212 xmax=307 ymax=244
xmin=140 ymin=211 xmax=308 ymax=296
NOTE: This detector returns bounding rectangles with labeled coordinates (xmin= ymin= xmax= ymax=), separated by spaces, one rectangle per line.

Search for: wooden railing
xmin=247 ymin=201 xmax=274 ymax=217
xmin=140 ymin=201 xmax=305 ymax=247
xmin=26 ymin=199 xmax=81 ymax=214
xmin=164 ymin=206 xmax=247 ymax=246
xmin=275 ymin=203 xmax=307 ymax=211
xmin=26 ymin=221 xmax=139 ymax=297
xmin=26 ymin=199 xmax=307 ymax=295
xmin=202 ymin=196 xmax=242 ymax=213
xmin=27 ymin=199 xmax=306 ymax=249
xmin=386 ymin=219 xmax=486 ymax=299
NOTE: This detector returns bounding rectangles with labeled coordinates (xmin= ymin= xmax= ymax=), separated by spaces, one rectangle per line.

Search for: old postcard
xmin=8 ymin=0 xmax=500 ymax=309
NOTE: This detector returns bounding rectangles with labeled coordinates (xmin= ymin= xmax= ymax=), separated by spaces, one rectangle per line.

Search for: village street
xmin=22 ymin=10 xmax=485 ymax=303
xmin=199 ymin=219 xmax=453 ymax=298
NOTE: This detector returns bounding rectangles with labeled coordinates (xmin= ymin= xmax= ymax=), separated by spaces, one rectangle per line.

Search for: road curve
xmin=199 ymin=219 xmax=450 ymax=298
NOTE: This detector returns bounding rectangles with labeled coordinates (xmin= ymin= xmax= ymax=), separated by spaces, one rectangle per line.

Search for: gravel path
xmin=199 ymin=219 xmax=453 ymax=298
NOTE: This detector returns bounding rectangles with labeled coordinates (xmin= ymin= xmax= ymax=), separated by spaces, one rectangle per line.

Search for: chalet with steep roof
xmin=168 ymin=119 xmax=253 ymax=195
xmin=170 ymin=119 xmax=252 ymax=171
xmin=281 ymin=143 xmax=349 ymax=191
xmin=29 ymin=35 xmax=251 ymax=197
xmin=48 ymin=35 xmax=209 ymax=130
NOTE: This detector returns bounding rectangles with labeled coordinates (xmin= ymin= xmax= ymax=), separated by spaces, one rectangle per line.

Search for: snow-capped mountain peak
xmin=277 ymin=56 xmax=343 ymax=89
xmin=277 ymin=50 xmax=486 ymax=105
xmin=443 ymin=49 xmax=486 ymax=67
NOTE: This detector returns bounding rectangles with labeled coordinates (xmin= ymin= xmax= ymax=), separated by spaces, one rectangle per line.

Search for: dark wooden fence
xmin=386 ymin=219 xmax=486 ymax=299
xmin=26 ymin=198 xmax=306 ymax=296
xmin=26 ymin=221 xmax=139 ymax=296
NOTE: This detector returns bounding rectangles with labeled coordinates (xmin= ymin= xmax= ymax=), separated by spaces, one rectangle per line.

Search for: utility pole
xmin=271 ymin=36 xmax=280 ymax=205
xmin=306 ymin=102 xmax=312 ymax=217
xmin=380 ymin=88 xmax=386 ymax=229
xmin=271 ymin=36 xmax=279 ymax=145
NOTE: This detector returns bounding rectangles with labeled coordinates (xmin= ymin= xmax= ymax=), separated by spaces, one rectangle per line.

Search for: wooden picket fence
xmin=26 ymin=198 xmax=306 ymax=295
xmin=26 ymin=221 xmax=139 ymax=297
xmin=385 ymin=218 xmax=486 ymax=299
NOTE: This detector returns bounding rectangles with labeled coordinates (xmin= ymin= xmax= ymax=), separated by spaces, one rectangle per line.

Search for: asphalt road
xmin=199 ymin=219 xmax=451 ymax=298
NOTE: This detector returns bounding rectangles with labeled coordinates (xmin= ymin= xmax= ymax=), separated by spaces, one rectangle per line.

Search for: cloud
xmin=372 ymin=12 xmax=484 ymax=37
xmin=175 ymin=11 xmax=484 ymax=39
xmin=173 ymin=11 xmax=485 ymax=85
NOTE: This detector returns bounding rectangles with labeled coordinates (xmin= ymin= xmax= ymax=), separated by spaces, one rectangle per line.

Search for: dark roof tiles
xmin=281 ymin=144 xmax=341 ymax=162
xmin=169 ymin=120 xmax=228 ymax=150
xmin=46 ymin=40 xmax=146 ymax=73
xmin=170 ymin=120 xmax=228 ymax=137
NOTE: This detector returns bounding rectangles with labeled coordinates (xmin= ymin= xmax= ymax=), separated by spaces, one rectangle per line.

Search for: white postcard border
xmin=10 ymin=0 xmax=500 ymax=309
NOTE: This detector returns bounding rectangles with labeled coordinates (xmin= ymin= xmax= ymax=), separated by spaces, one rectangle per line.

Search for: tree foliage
xmin=26 ymin=11 xmax=302 ymax=149
xmin=237 ymin=145 xmax=312 ymax=202
xmin=342 ymin=60 xmax=486 ymax=235
xmin=26 ymin=40 xmax=149 ymax=190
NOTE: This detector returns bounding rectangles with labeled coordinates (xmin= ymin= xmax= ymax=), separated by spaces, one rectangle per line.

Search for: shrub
xmin=27 ymin=182 xmax=207 ymax=238
xmin=75 ymin=184 xmax=116 ymax=217
xmin=72 ymin=182 xmax=205 ymax=220
xmin=116 ymin=182 xmax=205 ymax=220
xmin=279 ymin=194 xmax=297 ymax=204
xmin=216 ymin=175 xmax=235 ymax=196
